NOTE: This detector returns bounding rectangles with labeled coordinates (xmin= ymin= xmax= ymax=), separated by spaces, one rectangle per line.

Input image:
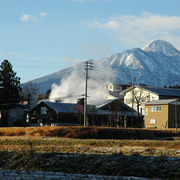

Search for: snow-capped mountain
xmin=142 ymin=39 xmax=180 ymax=55
xmin=23 ymin=40 xmax=180 ymax=93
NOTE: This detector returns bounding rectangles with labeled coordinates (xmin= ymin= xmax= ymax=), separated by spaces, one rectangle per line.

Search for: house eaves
xmin=145 ymin=99 xmax=179 ymax=105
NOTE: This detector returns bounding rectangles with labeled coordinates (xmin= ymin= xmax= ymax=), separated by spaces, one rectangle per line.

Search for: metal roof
xmin=144 ymin=86 xmax=180 ymax=96
xmin=41 ymin=101 xmax=79 ymax=113
xmin=38 ymin=100 xmax=136 ymax=115
xmin=145 ymin=99 xmax=178 ymax=105
xmin=89 ymin=99 xmax=118 ymax=108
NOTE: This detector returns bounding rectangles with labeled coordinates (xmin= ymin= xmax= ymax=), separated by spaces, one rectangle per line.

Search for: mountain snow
xmin=23 ymin=40 xmax=180 ymax=94
xmin=142 ymin=39 xmax=180 ymax=55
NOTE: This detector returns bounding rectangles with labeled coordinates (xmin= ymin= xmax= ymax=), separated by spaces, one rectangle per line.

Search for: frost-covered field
xmin=0 ymin=170 xmax=150 ymax=180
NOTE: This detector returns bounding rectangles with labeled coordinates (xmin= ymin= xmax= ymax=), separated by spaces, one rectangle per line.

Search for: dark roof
xmin=39 ymin=101 xmax=79 ymax=113
xmin=98 ymin=99 xmax=135 ymax=111
xmin=38 ymin=101 xmax=94 ymax=114
xmin=33 ymin=100 xmax=137 ymax=116
xmin=144 ymin=87 xmax=180 ymax=96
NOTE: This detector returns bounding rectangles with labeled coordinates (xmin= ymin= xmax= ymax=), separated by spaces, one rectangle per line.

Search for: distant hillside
xmin=23 ymin=40 xmax=180 ymax=94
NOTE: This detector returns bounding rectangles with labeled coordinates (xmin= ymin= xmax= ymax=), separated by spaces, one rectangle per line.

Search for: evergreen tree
xmin=0 ymin=60 xmax=21 ymax=126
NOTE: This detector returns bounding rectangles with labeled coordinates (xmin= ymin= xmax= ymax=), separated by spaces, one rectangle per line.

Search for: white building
xmin=104 ymin=82 xmax=131 ymax=93
xmin=120 ymin=85 xmax=180 ymax=115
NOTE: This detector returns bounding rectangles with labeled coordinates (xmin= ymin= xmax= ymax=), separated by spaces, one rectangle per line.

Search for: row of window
xmin=150 ymin=106 xmax=162 ymax=112
xmin=146 ymin=106 xmax=162 ymax=115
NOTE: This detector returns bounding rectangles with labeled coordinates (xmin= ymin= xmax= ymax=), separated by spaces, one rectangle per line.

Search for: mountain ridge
xmin=23 ymin=40 xmax=180 ymax=93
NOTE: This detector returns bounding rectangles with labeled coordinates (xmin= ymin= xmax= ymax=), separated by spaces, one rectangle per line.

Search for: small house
xmin=30 ymin=101 xmax=85 ymax=126
xmin=145 ymin=99 xmax=180 ymax=129
xmin=30 ymin=99 xmax=141 ymax=127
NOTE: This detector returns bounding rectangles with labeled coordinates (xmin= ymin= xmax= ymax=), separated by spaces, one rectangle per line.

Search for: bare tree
xmin=131 ymin=89 xmax=144 ymax=127
xmin=23 ymin=81 xmax=39 ymax=94
xmin=133 ymin=89 xmax=143 ymax=116
xmin=21 ymin=82 xmax=39 ymax=101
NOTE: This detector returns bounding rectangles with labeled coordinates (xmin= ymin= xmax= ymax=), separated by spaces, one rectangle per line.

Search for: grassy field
xmin=0 ymin=126 xmax=180 ymax=178
xmin=0 ymin=126 xmax=180 ymax=155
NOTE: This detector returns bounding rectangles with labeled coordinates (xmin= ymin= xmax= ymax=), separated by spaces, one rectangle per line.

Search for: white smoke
xmin=49 ymin=70 xmax=84 ymax=103
xmin=49 ymin=61 xmax=117 ymax=104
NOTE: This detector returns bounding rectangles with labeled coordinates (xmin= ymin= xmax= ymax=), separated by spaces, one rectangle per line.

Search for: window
xmin=150 ymin=106 xmax=162 ymax=112
xmin=41 ymin=107 xmax=47 ymax=114
xmin=126 ymin=99 xmax=131 ymax=104
xmin=145 ymin=108 xmax=148 ymax=115
xmin=150 ymin=119 xmax=156 ymax=124
xmin=109 ymin=85 xmax=113 ymax=90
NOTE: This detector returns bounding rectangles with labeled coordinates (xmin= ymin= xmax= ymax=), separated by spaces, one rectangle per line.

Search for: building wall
xmin=8 ymin=107 xmax=26 ymax=126
xmin=106 ymin=83 xmax=130 ymax=93
xmin=145 ymin=104 xmax=169 ymax=128
xmin=168 ymin=104 xmax=180 ymax=128
xmin=124 ymin=87 xmax=159 ymax=115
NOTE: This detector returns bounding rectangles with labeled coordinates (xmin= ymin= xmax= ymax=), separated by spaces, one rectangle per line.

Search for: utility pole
xmin=84 ymin=61 xmax=93 ymax=127
xmin=175 ymin=99 xmax=178 ymax=133
xmin=131 ymin=77 xmax=136 ymax=126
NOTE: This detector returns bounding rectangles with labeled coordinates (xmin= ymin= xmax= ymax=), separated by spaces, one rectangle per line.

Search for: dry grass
xmin=0 ymin=126 xmax=180 ymax=152
xmin=0 ymin=127 xmax=26 ymax=136
xmin=0 ymin=126 xmax=179 ymax=140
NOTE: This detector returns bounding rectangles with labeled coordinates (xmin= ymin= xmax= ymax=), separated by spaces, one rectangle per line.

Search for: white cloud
xmin=85 ymin=12 xmax=180 ymax=49
xmin=40 ymin=12 xmax=47 ymax=18
xmin=8 ymin=52 xmax=25 ymax=57
xmin=89 ymin=20 xmax=119 ymax=30
xmin=63 ymin=57 xmax=84 ymax=64
xmin=20 ymin=14 xmax=38 ymax=22
xmin=20 ymin=12 xmax=47 ymax=22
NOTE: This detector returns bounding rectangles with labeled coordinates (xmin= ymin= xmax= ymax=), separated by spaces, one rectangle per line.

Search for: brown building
xmin=145 ymin=99 xmax=180 ymax=129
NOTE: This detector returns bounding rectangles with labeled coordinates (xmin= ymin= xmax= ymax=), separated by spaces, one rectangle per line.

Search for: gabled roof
xmin=120 ymin=85 xmax=180 ymax=97
xmin=35 ymin=101 xmax=79 ymax=113
xmin=145 ymin=99 xmax=179 ymax=105
xmin=98 ymin=99 xmax=135 ymax=111
xmin=89 ymin=99 xmax=118 ymax=109
xmin=32 ymin=99 xmax=138 ymax=116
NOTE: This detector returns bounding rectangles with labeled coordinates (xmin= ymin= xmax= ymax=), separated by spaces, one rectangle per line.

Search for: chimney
xmin=77 ymin=98 xmax=84 ymax=106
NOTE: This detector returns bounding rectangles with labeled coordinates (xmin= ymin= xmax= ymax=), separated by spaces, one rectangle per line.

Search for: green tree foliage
xmin=0 ymin=60 xmax=21 ymax=126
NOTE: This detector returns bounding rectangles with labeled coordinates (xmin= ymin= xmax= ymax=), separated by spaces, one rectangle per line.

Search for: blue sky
xmin=0 ymin=0 xmax=180 ymax=83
